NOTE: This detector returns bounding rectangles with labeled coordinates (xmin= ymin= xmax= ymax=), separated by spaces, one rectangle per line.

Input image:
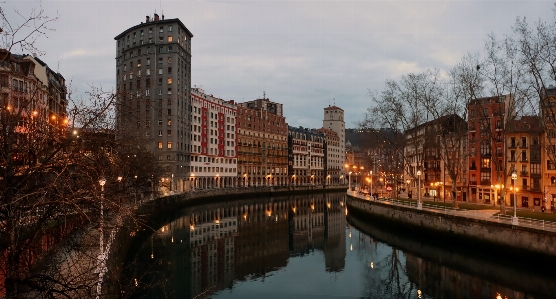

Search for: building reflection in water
xmin=128 ymin=193 xmax=555 ymax=299
xmin=126 ymin=192 xmax=347 ymax=299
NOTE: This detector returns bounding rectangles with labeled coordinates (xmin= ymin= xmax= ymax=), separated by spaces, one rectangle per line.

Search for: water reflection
xmin=126 ymin=192 xmax=347 ymax=298
xmin=125 ymin=193 xmax=556 ymax=299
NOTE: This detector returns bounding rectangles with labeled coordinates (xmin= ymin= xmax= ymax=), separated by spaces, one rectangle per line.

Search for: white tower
xmin=323 ymin=105 xmax=346 ymax=179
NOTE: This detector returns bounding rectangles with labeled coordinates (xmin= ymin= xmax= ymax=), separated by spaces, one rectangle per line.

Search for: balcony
xmin=470 ymin=180 xmax=477 ymax=185
xmin=469 ymin=166 xmax=477 ymax=170
xmin=520 ymin=144 xmax=528 ymax=149
xmin=508 ymin=144 xmax=517 ymax=149
xmin=520 ymin=158 xmax=529 ymax=163
xmin=480 ymin=180 xmax=492 ymax=185
xmin=520 ymin=171 xmax=529 ymax=177
xmin=521 ymin=185 xmax=529 ymax=190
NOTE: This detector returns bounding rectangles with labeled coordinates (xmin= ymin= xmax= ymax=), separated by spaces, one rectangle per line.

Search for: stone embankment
xmin=346 ymin=194 xmax=556 ymax=258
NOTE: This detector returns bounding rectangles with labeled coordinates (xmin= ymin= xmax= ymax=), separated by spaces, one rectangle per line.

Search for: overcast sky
xmin=4 ymin=0 xmax=556 ymax=129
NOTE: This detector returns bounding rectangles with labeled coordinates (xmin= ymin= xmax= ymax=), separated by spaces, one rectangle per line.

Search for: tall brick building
xmin=236 ymin=97 xmax=288 ymax=186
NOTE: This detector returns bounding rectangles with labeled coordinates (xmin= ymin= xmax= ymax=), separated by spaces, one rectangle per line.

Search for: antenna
xmin=263 ymin=91 xmax=266 ymax=99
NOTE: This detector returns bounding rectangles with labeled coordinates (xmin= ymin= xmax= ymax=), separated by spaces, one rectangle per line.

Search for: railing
xmin=520 ymin=171 xmax=529 ymax=176
xmin=347 ymin=191 xmax=556 ymax=232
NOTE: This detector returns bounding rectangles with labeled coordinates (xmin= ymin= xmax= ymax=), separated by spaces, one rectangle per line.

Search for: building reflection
xmin=127 ymin=192 xmax=347 ymax=299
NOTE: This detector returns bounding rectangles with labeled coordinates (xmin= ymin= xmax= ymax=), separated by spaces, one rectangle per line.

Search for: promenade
xmin=347 ymin=190 xmax=556 ymax=232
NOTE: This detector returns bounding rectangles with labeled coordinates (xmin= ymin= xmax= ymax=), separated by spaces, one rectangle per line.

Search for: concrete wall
xmin=346 ymin=195 xmax=556 ymax=257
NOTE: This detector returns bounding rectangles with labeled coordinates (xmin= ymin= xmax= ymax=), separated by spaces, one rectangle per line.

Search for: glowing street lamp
xmin=417 ymin=170 xmax=422 ymax=210
xmin=511 ymin=171 xmax=519 ymax=225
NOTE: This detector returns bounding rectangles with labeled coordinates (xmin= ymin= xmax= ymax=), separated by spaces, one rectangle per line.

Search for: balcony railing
xmin=520 ymin=158 xmax=529 ymax=163
xmin=480 ymin=180 xmax=491 ymax=185
xmin=520 ymin=171 xmax=529 ymax=176
xmin=508 ymin=144 xmax=517 ymax=149
xmin=521 ymin=185 xmax=529 ymax=190
xmin=469 ymin=166 xmax=477 ymax=170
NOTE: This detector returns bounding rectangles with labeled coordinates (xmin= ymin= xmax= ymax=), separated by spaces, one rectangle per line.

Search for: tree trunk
xmin=451 ymin=177 xmax=458 ymax=209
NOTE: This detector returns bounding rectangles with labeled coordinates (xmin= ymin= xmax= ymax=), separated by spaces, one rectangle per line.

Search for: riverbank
xmin=346 ymin=213 xmax=556 ymax=298
xmin=346 ymin=192 xmax=556 ymax=260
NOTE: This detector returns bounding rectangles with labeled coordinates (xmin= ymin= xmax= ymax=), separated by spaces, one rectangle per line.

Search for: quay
xmin=346 ymin=191 xmax=556 ymax=259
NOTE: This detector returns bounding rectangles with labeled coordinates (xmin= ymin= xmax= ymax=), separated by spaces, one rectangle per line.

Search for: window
xmin=168 ymin=25 xmax=172 ymax=32
xmin=167 ymin=119 xmax=172 ymax=126
xmin=168 ymin=57 xmax=172 ymax=63
xmin=481 ymin=159 xmax=490 ymax=168
xmin=158 ymin=130 xmax=162 ymax=136
xmin=146 ymin=58 xmax=150 ymax=65
xmin=168 ymin=36 xmax=173 ymax=42
xmin=167 ymin=142 xmax=172 ymax=149
xmin=168 ymin=67 xmax=172 ymax=73
xmin=158 ymin=142 xmax=163 ymax=149
xmin=168 ymin=88 xmax=172 ymax=94
xmin=158 ymin=120 xmax=163 ymax=126
xmin=167 ymin=78 xmax=172 ymax=84
xmin=159 ymin=68 xmax=163 ymax=75
xmin=159 ymin=26 xmax=164 ymax=33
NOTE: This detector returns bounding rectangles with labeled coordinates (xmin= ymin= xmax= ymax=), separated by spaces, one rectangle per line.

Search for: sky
xmin=3 ymin=0 xmax=556 ymax=129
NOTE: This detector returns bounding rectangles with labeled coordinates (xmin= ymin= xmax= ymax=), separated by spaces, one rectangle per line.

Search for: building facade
xmin=288 ymin=126 xmax=325 ymax=186
xmin=467 ymin=95 xmax=511 ymax=204
xmin=189 ymin=88 xmax=237 ymax=189
xmin=316 ymin=127 xmax=341 ymax=185
xmin=505 ymin=116 xmax=543 ymax=208
xmin=322 ymin=106 xmax=345 ymax=180
xmin=0 ymin=50 xmax=68 ymax=166
xmin=236 ymin=97 xmax=288 ymax=186
xmin=114 ymin=14 xmax=193 ymax=193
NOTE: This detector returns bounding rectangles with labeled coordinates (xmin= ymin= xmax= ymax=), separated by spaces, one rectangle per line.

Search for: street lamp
xmin=348 ymin=171 xmax=352 ymax=191
xmin=370 ymin=171 xmax=373 ymax=198
xmin=417 ymin=170 xmax=422 ymax=210
xmin=97 ymin=178 xmax=107 ymax=299
xmin=511 ymin=171 xmax=519 ymax=225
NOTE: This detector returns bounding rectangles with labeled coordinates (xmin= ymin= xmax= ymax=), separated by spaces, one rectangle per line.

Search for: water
xmin=124 ymin=192 xmax=556 ymax=299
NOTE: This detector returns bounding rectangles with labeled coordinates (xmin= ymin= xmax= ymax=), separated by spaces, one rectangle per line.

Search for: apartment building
xmin=236 ymin=97 xmax=288 ymax=186
xmin=541 ymin=85 xmax=556 ymax=211
xmin=316 ymin=127 xmax=341 ymax=185
xmin=114 ymin=14 xmax=193 ymax=193
xmin=0 ymin=49 xmax=67 ymax=166
xmin=288 ymin=126 xmax=325 ymax=185
xmin=404 ymin=115 xmax=466 ymax=201
xmin=505 ymin=116 xmax=543 ymax=208
xmin=189 ymin=88 xmax=237 ymax=189
xmin=467 ymin=95 xmax=511 ymax=204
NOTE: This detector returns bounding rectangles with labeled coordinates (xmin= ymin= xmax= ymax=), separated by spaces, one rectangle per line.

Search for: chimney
xmin=154 ymin=13 xmax=159 ymax=21
xmin=146 ymin=15 xmax=150 ymax=23
xmin=162 ymin=14 xmax=165 ymax=20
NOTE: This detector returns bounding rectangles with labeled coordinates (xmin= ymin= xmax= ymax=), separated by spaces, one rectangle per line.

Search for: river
xmin=123 ymin=192 xmax=556 ymax=299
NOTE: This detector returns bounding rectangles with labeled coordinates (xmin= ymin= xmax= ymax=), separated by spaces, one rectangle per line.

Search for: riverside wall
xmin=346 ymin=195 xmax=556 ymax=258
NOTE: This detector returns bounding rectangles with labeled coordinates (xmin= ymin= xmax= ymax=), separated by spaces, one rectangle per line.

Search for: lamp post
xmin=348 ymin=171 xmax=352 ymax=191
xmin=511 ymin=171 xmax=519 ymax=225
xmin=370 ymin=171 xmax=374 ymax=198
xmin=97 ymin=178 xmax=106 ymax=299
xmin=360 ymin=166 xmax=365 ymax=191
xmin=406 ymin=179 xmax=410 ymax=198
xmin=417 ymin=170 xmax=422 ymax=210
